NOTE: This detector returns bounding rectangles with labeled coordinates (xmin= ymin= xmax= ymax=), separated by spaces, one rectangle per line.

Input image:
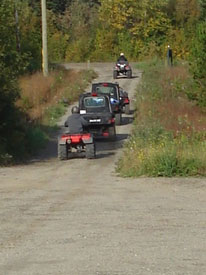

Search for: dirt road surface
xmin=0 ymin=63 xmax=206 ymax=275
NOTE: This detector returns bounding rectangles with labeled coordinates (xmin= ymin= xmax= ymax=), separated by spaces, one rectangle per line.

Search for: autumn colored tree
xmin=175 ymin=0 xmax=199 ymax=26
xmin=64 ymin=0 xmax=100 ymax=61
xmin=95 ymin=0 xmax=171 ymax=59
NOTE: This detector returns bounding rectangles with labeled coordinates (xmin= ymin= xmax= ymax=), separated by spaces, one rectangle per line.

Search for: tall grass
xmin=18 ymin=68 xmax=97 ymax=124
xmin=117 ymin=61 xmax=206 ymax=177
xmin=0 ymin=68 xmax=97 ymax=165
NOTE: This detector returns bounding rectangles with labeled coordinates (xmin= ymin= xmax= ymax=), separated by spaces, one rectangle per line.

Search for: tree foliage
xmin=14 ymin=0 xmax=200 ymax=63
xmin=188 ymin=0 xmax=206 ymax=105
xmin=0 ymin=0 xmax=25 ymax=160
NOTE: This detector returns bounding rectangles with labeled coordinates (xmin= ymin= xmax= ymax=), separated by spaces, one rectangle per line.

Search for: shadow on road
xmin=29 ymin=131 xmax=130 ymax=164
xmin=114 ymin=75 xmax=139 ymax=80
xmin=30 ymin=135 xmax=58 ymax=163
xmin=95 ymin=133 xmax=129 ymax=153
xmin=95 ymin=152 xmax=115 ymax=159
xmin=121 ymin=116 xmax=134 ymax=125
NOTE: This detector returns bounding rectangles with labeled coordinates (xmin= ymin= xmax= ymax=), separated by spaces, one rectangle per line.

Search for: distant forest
xmin=2 ymin=0 xmax=206 ymax=64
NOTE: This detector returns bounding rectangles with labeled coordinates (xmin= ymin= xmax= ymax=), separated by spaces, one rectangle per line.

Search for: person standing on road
xmin=167 ymin=45 xmax=173 ymax=66
xmin=64 ymin=106 xmax=88 ymax=134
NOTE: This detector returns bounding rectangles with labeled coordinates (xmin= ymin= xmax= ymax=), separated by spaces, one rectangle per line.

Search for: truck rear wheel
xmin=125 ymin=104 xmax=130 ymax=114
xmin=115 ymin=113 xmax=122 ymax=125
xmin=58 ymin=143 xmax=68 ymax=160
xmin=85 ymin=143 xmax=96 ymax=159
xmin=108 ymin=125 xmax=116 ymax=141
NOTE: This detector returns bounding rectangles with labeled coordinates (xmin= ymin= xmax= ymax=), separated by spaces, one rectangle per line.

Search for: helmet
xmin=120 ymin=52 xmax=124 ymax=56
xmin=71 ymin=106 xmax=79 ymax=114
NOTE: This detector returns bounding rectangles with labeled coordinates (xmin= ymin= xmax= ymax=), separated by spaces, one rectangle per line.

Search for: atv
xmin=58 ymin=132 xmax=96 ymax=160
xmin=113 ymin=60 xmax=132 ymax=79
xmin=79 ymin=93 xmax=116 ymax=140
xmin=91 ymin=82 xmax=123 ymax=125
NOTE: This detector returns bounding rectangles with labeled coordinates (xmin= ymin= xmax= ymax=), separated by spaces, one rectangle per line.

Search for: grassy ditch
xmin=0 ymin=68 xmax=97 ymax=165
xmin=117 ymin=60 xmax=206 ymax=177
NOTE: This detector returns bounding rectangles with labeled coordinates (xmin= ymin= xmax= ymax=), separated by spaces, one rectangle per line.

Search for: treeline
xmin=0 ymin=0 xmax=206 ymax=163
xmin=1 ymin=0 xmax=206 ymax=68
xmin=8 ymin=0 xmax=206 ymax=103
xmin=3 ymin=0 xmax=205 ymax=63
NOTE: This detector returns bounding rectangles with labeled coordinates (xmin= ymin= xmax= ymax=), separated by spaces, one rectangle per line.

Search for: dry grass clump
xmin=160 ymin=66 xmax=206 ymax=134
xmin=137 ymin=65 xmax=206 ymax=137
xmin=19 ymin=72 xmax=54 ymax=107
xmin=17 ymin=69 xmax=96 ymax=122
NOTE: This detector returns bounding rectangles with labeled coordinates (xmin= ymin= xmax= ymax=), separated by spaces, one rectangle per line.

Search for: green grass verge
xmin=117 ymin=60 xmax=206 ymax=177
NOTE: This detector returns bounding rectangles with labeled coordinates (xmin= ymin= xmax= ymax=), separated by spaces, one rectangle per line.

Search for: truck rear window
xmin=94 ymin=86 xmax=117 ymax=98
xmin=84 ymin=97 xmax=105 ymax=108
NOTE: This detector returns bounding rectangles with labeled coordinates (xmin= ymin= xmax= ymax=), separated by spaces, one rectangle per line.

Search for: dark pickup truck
xmin=91 ymin=82 xmax=124 ymax=125
xmin=79 ymin=93 xmax=116 ymax=140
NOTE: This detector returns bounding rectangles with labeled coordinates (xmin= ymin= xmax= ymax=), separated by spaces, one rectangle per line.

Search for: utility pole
xmin=41 ymin=0 xmax=48 ymax=76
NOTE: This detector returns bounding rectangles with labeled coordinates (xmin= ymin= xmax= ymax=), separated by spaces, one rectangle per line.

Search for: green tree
xmin=189 ymin=20 xmax=206 ymax=105
xmin=175 ymin=0 xmax=199 ymax=26
xmin=187 ymin=0 xmax=206 ymax=105
xmin=97 ymin=0 xmax=171 ymax=59
xmin=0 ymin=0 xmax=25 ymax=160
xmin=64 ymin=0 xmax=100 ymax=61
xmin=17 ymin=1 xmax=42 ymax=71
xmin=199 ymin=0 xmax=206 ymax=19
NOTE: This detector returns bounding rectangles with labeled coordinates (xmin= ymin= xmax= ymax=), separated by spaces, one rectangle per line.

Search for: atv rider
xmin=64 ymin=106 xmax=88 ymax=134
xmin=117 ymin=52 xmax=128 ymax=63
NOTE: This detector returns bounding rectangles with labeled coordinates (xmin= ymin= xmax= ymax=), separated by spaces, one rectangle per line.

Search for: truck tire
xmin=115 ymin=113 xmax=122 ymax=125
xmin=125 ymin=104 xmax=130 ymax=114
xmin=85 ymin=143 xmax=96 ymax=159
xmin=58 ymin=143 xmax=68 ymax=160
xmin=108 ymin=125 xmax=116 ymax=141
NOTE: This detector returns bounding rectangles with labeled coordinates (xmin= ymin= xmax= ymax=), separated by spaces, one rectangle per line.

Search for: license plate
xmin=89 ymin=119 xmax=101 ymax=122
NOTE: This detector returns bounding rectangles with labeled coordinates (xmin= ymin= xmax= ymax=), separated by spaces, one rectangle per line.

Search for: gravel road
xmin=0 ymin=63 xmax=205 ymax=275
